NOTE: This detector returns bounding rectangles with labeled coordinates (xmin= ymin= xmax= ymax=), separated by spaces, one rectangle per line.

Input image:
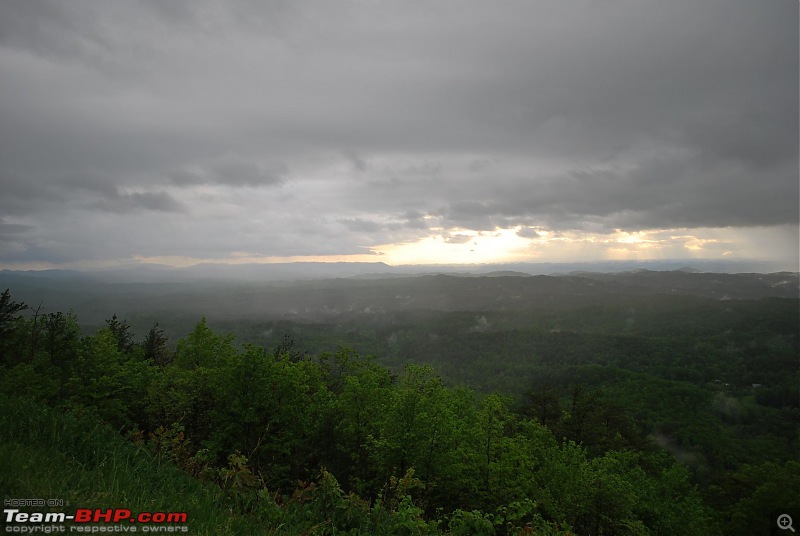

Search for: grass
xmin=0 ymin=395 xmax=267 ymax=535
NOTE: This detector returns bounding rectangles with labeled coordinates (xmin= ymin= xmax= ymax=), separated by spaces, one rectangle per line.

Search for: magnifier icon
xmin=778 ymin=514 xmax=795 ymax=532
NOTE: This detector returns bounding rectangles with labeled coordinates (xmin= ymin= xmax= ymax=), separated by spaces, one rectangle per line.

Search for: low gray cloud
xmin=36 ymin=174 xmax=185 ymax=214
xmin=401 ymin=211 xmax=429 ymax=230
xmin=89 ymin=190 xmax=183 ymax=213
xmin=516 ymin=228 xmax=541 ymax=240
xmin=339 ymin=218 xmax=382 ymax=233
xmin=0 ymin=221 xmax=33 ymax=236
xmin=428 ymin=149 xmax=798 ymax=234
xmin=0 ymin=0 xmax=795 ymax=268
xmin=443 ymin=234 xmax=473 ymax=245
xmin=0 ymin=220 xmax=34 ymax=256
xmin=169 ymin=156 xmax=287 ymax=188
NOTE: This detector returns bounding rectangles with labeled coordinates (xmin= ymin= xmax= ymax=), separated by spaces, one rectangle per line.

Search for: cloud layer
xmin=1 ymin=0 xmax=797 ymax=268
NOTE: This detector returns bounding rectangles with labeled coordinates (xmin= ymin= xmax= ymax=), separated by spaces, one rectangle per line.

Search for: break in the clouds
xmin=0 ymin=0 xmax=797 ymax=269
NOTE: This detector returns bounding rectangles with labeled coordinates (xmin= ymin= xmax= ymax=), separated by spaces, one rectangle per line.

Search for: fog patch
xmin=468 ymin=316 xmax=490 ymax=333
xmin=712 ymin=392 xmax=743 ymax=422
xmin=650 ymin=433 xmax=700 ymax=467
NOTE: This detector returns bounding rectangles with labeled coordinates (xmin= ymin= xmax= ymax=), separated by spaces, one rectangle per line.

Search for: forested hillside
xmin=1 ymin=275 xmax=798 ymax=535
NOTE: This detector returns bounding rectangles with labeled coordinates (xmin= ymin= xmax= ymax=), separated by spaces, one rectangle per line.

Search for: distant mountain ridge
xmin=0 ymin=264 xmax=796 ymax=327
xmin=1 ymin=258 xmax=790 ymax=284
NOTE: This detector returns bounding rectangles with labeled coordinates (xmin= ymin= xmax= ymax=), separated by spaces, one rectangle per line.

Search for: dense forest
xmin=1 ymin=271 xmax=798 ymax=535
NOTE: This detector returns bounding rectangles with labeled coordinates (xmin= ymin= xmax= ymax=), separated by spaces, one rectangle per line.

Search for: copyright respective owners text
xmin=4 ymin=499 xmax=189 ymax=533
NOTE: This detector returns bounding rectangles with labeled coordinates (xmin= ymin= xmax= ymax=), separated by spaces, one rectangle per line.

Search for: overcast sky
xmin=1 ymin=0 xmax=798 ymax=270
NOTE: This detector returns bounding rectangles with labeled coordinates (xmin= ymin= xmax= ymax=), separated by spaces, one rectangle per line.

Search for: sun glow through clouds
xmin=361 ymin=225 xmax=798 ymax=268
xmin=372 ymin=228 xmax=533 ymax=265
xmin=105 ymin=225 xmax=798 ymax=272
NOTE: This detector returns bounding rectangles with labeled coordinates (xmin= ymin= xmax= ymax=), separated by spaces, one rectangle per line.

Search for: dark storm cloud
xmin=337 ymin=213 xmax=432 ymax=243
xmin=0 ymin=0 xmax=796 ymax=266
xmin=0 ymin=220 xmax=34 ymax=256
xmin=0 ymin=221 xmax=33 ymax=236
xmin=28 ymin=174 xmax=184 ymax=214
xmin=169 ymin=156 xmax=287 ymax=188
xmin=435 ymin=152 xmax=798 ymax=233
xmin=0 ymin=1 xmax=104 ymax=62
xmin=342 ymin=150 xmax=368 ymax=173
xmin=201 ymin=158 xmax=286 ymax=188
xmin=402 ymin=211 xmax=429 ymax=230
xmin=0 ymin=175 xmax=65 ymax=216
xmin=88 ymin=191 xmax=183 ymax=214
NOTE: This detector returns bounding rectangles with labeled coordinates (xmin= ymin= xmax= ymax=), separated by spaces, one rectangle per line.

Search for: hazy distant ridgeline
xmin=0 ymin=265 xmax=796 ymax=329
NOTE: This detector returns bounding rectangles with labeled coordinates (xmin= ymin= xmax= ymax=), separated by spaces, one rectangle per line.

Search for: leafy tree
xmin=147 ymin=364 xmax=216 ymax=443
xmin=174 ymin=318 xmax=236 ymax=369
xmin=0 ymin=288 xmax=26 ymax=338
xmin=44 ymin=311 xmax=81 ymax=397
xmin=272 ymin=332 xmax=305 ymax=362
xmin=708 ymin=460 xmax=800 ymax=536
xmin=366 ymin=365 xmax=445 ymax=498
xmin=472 ymin=393 xmax=524 ymax=511
xmin=333 ymin=355 xmax=395 ymax=494
xmin=0 ymin=289 xmax=27 ymax=365
xmin=142 ymin=322 xmax=171 ymax=367
xmin=67 ymin=328 xmax=152 ymax=428
xmin=106 ymin=314 xmax=135 ymax=354
xmin=522 ymin=383 xmax=562 ymax=427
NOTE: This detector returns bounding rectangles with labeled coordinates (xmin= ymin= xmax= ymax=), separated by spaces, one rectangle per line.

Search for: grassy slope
xmin=0 ymin=396 xmax=270 ymax=535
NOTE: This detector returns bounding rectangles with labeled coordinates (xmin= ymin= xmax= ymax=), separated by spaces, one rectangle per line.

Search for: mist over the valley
xmin=2 ymin=261 xmax=796 ymax=329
